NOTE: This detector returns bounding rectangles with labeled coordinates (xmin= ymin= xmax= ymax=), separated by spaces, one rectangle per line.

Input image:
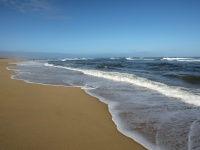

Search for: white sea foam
xmin=44 ymin=63 xmax=54 ymax=67
xmin=14 ymin=61 xmax=43 ymax=66
xmin=44 ymin=63 xmax=200 ymax=107
xmin=61 ymin=58 xmax=93 ymax=61
xmin=126 ymin=57 xmax=137 ymax=60
xmin=188 ymin=119 xmax=200 ymax=150
xmin=126 ymin=57 xmax=154 ymax=61
xmin=177 ymin=59 xmax=200 ymax=62
xmin=110 ymin=57 xmax=119 ymax=60
xmin=162 ymin=57 xmax=200 ymax=62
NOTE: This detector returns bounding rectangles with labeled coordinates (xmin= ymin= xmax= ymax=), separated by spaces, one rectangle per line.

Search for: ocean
xmin=8 ymin=57 xmax=200 ymax=150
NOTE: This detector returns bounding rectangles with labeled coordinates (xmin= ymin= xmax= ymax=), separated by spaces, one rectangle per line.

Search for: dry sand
xmin=0 ymin=59 xmax=147 ymax=150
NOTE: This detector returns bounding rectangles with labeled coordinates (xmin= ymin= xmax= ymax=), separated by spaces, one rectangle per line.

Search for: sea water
xmin=8 ymin=57 xmax=200 ymax=150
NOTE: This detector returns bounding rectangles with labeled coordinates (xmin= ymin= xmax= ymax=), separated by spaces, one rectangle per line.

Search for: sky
xmin=0 ymin=0 xmax=200 ymax=57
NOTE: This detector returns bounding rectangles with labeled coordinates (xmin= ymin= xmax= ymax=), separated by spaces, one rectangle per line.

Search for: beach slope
xmin=0 ymin=59 xmax=146 ymax=150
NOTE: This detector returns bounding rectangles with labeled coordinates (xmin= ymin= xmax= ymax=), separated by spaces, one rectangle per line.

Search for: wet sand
xmin=0 ymin=59 xmax=147 ymax=150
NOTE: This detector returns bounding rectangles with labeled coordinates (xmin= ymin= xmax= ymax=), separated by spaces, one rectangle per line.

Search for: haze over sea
xmin=9 ymin=57 xmax=200 ymax=150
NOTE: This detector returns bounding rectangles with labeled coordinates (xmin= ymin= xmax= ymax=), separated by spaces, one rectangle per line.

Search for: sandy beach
xmin=0 ymin=59 xmax=146 ymax=150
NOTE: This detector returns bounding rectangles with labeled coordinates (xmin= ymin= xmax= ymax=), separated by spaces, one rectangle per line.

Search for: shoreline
xmin=0 ymin=59 xmax=147 ymax=150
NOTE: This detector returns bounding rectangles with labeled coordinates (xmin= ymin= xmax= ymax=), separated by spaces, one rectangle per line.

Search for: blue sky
xmin=0 ymin=0 xmax=200 ymax=57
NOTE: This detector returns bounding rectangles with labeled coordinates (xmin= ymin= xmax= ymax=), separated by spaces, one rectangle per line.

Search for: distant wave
xmin=126 ymin=57 xmax=154 ymax=61
xmin=61 ymin=58 xmax=93 ymax=61
xmin=162 ymin=57 xmax=200 ymax=62
xmin=126 ymin=57 xmax=136 ymax=60
xmin=45 ymin=62 xmax=200 ymax=107
xmin=110 ymin=57 xmax=120 ymax=60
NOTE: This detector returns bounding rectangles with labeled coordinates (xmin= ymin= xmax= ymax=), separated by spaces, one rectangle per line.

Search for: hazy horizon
xmin=0 ymin=50 xmax=200 ymax=59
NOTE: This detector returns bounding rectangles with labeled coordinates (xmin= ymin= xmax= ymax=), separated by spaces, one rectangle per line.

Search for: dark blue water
xmin=8 ymin=57 xmax=200 ymax=150
xmin=50 ymin=57 xmax=200 ymax=89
